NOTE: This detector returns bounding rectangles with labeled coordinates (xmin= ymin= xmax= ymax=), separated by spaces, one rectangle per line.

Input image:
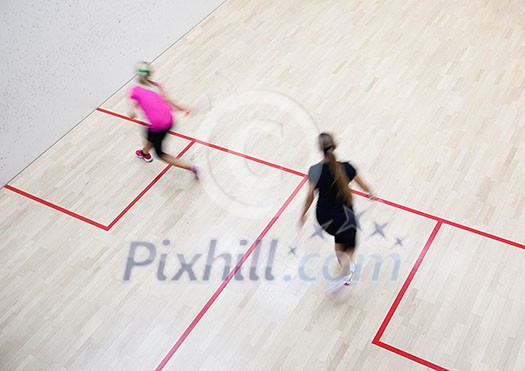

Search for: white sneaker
xmin=325 ymin=273 xmax=352 ymax=293
xmin=344 ymin=271 xmax=354 ymax=286
xmin=344 ymin=264 xmax=356 ymax=286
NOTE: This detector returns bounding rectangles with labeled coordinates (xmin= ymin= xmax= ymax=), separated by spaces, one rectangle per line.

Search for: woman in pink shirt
xmin=129 ymin=61 xmax=198 ymax=178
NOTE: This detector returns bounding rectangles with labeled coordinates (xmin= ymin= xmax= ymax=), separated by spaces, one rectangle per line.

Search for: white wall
xmin=0 ymin=0 xmax=224 ymax=187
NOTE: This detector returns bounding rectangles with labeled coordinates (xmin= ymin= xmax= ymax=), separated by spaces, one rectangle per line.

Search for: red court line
xmin=96 ymin=107 xmax=306 ymax=177
xmin=100 ymin=106 xmax=523 ymax=249
xmin=8 ymin=107 xmax=524 ymax=250
xmin=374 ymin=341 xmax=448 ymax=371
xmin=96 ymin=107 xmax=148 ymax=127
xmin=372 ymin=221 xmax=443 ymax=370
xmin=442 ymin=220 xmax=524 ymax=250
xmin=105 ymin=141 xmax=195 ymax=230
xmin=3 ymin=185 xmax=107 ymax=230
xmin=97 ymin=107 xmax=522 ymax=249
xmin=187 ymin=137 xmax=305 ymax=177
xmin=108 ymin=141 xmax=195 ymax=229
xmin=352 ymin=190 xmax=524 ymax=250
xmin=352 ymin=189 xmax=439 ymax=221
xmin=4 ymin=141 xmax=195 ymax=232
xmin=373 ymin=221 xmax=442 ymax=342
xmin=155 ymin=175 xmax=309 ymax=371
xmin=106 ymin=164 xmax=171 ymax=230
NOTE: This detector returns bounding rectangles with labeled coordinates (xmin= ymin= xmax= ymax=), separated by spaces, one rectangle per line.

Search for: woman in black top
xmin=300 ymin=133 xmax=374 ymax=292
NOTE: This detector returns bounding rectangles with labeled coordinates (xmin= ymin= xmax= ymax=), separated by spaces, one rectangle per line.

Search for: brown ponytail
xmin=319 ymin=133 xmax=353 ymax=205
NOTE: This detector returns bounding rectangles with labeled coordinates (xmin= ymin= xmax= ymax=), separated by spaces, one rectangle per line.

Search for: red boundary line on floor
xmin=97 ymin=107 xmax=524 ymax=249
xmin=3 ymin=107 xmax=523 ymax=369
xmin=4 ymin=141 xmax=195 ymax=231
xmin=155 ymin=175 xmax=308 ymax=371
xmin=372 ymin=222 xmax=447 ymax=370
xmin=106 ymin=140 xmax=196 ymax=230
xmin=374 ymin=341 xmax=448 ymax=371
xmin=352 ymin=190 xmax=524 ymax=250
xmin=372 ymin=222 xmax=443 ymax=342
xmin=96 ymin=107 xmax=305 ymax=177
xmin=98 ymin=108 xmax=525 ymax=250
xmin=3 ymin=184 xmax=107 ymax=230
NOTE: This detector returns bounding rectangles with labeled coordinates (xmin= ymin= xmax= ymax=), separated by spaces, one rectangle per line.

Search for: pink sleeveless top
xmin=130 ymin=83 xmax=173 ymax=131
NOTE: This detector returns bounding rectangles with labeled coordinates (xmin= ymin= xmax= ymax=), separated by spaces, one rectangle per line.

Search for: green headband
xmin=138 ymin=69 xmax=150 ymax=74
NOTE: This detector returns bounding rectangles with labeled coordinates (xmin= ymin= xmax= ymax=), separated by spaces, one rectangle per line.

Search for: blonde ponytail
xmin=135 ymin=61 xmax=154 ymax=87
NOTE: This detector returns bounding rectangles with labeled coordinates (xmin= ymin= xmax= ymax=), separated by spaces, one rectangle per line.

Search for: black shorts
xmin=316 ymin=205 xmax=357 ymax=250
xmin=146 ymin=126 xmax=172 ymax=157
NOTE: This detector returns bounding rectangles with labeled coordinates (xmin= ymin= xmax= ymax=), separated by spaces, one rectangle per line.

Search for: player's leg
xmin=136 ymin=132 xmax=154 ymax=162
xmin=334 ymin=243 xmax=350 ymax=275
xmin=142 ymin=141 xmax=153 ymax=155
xmin=339 ymin=229 xmax=357 ymax=285
xmin=153 ymin=129 xmax=200 ymax=178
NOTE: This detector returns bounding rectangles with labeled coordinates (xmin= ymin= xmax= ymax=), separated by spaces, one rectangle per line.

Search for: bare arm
xmin=128 ymin=87 xmax=139 ymax=118
xmin=158 ymin=85 xmax=189 ymax=113
xmin=353 ymin=174 xmax=376 ymax=199
xmin=300 ymin=182 xmax=316 ymax=226
xmin=128 ymin=100 xmax=139 ymax=119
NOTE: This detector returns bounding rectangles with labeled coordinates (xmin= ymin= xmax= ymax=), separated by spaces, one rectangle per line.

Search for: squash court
xmin=1 ymin=0 xmax=524 ymax=370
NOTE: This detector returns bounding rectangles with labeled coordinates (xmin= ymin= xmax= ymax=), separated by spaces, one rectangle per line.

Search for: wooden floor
xmin=1 ymin=0 xmax=525 ymax=370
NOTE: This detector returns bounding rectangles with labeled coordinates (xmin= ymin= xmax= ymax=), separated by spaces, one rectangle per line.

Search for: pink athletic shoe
xmin=136 ymin=149 xmax=153 ymax=163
